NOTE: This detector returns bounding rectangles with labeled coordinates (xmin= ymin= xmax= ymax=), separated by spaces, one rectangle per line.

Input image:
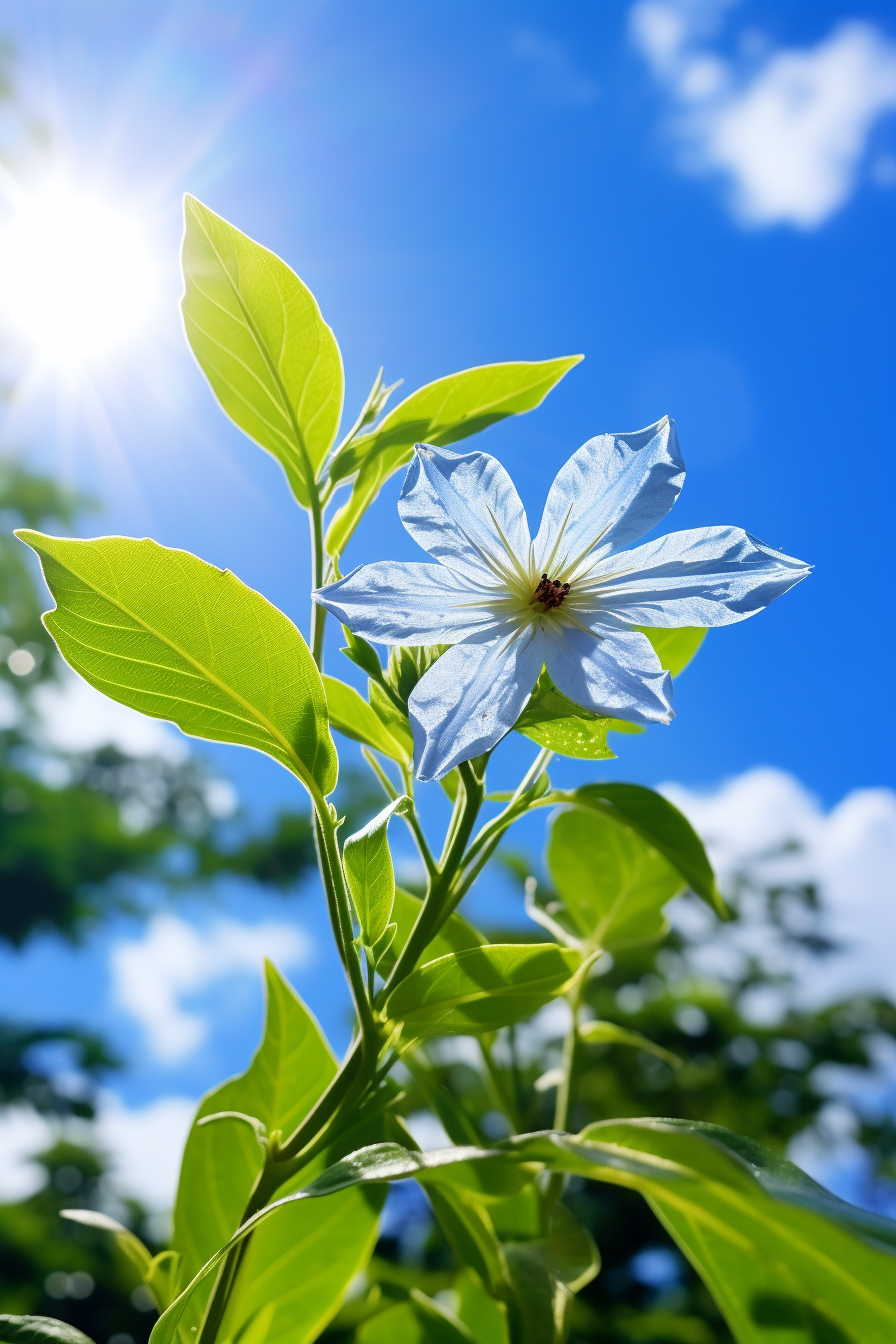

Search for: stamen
xmin=532 ymin=573 xmax=571 ymax=611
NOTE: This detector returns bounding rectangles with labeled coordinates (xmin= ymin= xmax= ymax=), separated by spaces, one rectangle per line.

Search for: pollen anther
xmin=533 ymin=573 xmax=571 ymax=611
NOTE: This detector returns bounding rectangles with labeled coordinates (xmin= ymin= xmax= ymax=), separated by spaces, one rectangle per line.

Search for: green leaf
xmin=323 ymin=674 xmax=410 ymax=764
xmin=508 ymin=1119 xmax=896 ymax=1344
xmin=564 ymin=783 xmax=727 ymax=917
xmin=375 ymin=888 xmax=485 ymax=979
xmin=503 ymin=1204 xmax=599 ymax=1344
xmin=368 ymin=679 xmax=416 ymax=761
xmin=181 ymin=195 xmax=343 ymax=508
xmin=578 ymin=1019 xmax=680 ymax=1066
xmin=326 ymin=356 xmax=582 ymax=555
xmin=641 ymin=626 xmax=706 ymax=678
xmin=0 ymin=1321 xmax=95 ymax=1344
xmin=514 ymin=670 xmax=615 ymax=761
xmin=384 ymin=944 xmax=580 ymax=1038
xmin=547 ymin=809 xmax=683 ymax=950
xmin=358 ymin=1297 xmax=473 ymax=1344
xmin=455 ymin=1268 xmax=510 ymax=1344
xmin=168 ymin=962 xmax=379 ymax=1344
xmin=18 ymin=532 xmax=337 ymax=798
xmin=344 ymin=796 xmax=408 ymax=948
xmin=59 ymin=1208 xmax=152 ymax=1280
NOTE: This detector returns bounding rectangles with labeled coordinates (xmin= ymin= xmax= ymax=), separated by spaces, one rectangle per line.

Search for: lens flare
xmin=0 ymin=178 xmax=158 ymax=372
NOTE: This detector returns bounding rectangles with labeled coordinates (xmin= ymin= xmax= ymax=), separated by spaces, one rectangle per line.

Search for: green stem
xmin=315 ymin=806 xmax=379 ymax=1061
xmin=545 ymin=976 xmax=585 ymax=1205
xmin=381 ymin=761 xmax=484 ymax=997
xmin=309 ymin=492 xmax=326 ymax=668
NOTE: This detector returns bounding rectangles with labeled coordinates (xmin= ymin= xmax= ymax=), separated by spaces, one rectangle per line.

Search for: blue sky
xmin=0 ymin=0 xmax=894 ymax=1203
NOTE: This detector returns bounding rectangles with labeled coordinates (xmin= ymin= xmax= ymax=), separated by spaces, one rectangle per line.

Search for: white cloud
xmin=0 ymin=1092 xmax=194 ymax=1209
xmin=662 ymin=768 xmax=896 ymax=1012
xmin=32 ymin=668 xmax=187 ymax=761
xmin=630 ymin=3 xmax=896 ymax=227
xmin=110 ymin=913 xmax=311 ymax=1062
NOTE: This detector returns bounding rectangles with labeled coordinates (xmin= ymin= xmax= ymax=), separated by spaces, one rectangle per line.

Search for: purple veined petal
xmin=545 ymin=626 xmax=673 ymax=727
xmin=533 ymin=418 xmax=685 ymax=578
xmin=408 ymin=625 xmax=547 ymax=781
xmin=399 ymin=443 xmax=532 ymax=587
xmin=582 ymin=526 xmax=811 ymax=627
xmin=313 ymin=561 xmax=509 ymax=645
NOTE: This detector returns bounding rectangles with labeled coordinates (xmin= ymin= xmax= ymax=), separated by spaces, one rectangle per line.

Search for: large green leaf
xmin=168 ymin=962 xmax=379 ymax=1344
xmin=325 ymin=357 xmax=582 ymax=555
xmin=546 ymin=808 xmax=683 ymax=950
xmin=344 ymin=797 xmax=408 ymax=949
xmin=561 ymin=782 xmax=726 ymax=917
xmin=18 ymin=532 xmax=336 ymax=797
xmin=323 ymin=674 xmax=410 ymax=764
xmin=181 ymin=196 xmax=343 ymax=507
xmin=508 ymin=1119 xmax=896 ymax=1344
xmin=384 ymin=944 xmax=580 ymax=1038
xmin=0 ymin=1321 xmax=95 ymax=1344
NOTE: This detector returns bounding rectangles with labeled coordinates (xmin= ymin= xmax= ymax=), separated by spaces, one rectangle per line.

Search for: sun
xmin=0 ymin=176 xmax=160 ymax=374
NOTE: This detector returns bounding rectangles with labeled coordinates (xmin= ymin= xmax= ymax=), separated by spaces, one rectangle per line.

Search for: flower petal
xmin=584 ymin=526 xmax=811 ymax=627
xmin=534 ymin=417 xmax=684 ymax=576
xmin=313 ymin=562 xmax=506 ymax=645
xmin=399 ymin=444 xmax=531 ymax=586
xmin=409 ymin=626 xmax=546 ymax=780
xmin=545 ymin=627 xmax=673 ymax=727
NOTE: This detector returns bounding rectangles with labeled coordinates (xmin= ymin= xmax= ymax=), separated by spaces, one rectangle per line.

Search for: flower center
xmin=533 ymin=573 xmax=571 ymax=611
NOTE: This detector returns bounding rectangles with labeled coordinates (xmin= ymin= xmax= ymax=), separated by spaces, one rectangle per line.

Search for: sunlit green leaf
xmin=563 ymin=782 xmax=726 ymax=917
xmin=19 ymin=531 xmax=337 ymax=798
xmin=166 ymin=962 xmax=379 ymax=1344
xmin=507 ymin=1119 xmax=896 ymax=1344
xmin=181 ymin=195 xmax=343 ymax=508
xmin=547 ymin=809 xmax=683 ymax=950
xmin=641 ymin=626 xmax=706 ymax=678
xmin=59 ymin=1208 xmax=152 ymax=1282
xmin=368 ymin=679 xmax=415 ymax=761
xmin=326 ymin=357 xmax=582 ymax=555
xmin=344 ymin=796 xmax=408 ymax=948
xmin=515 ymin=671 xmax=616 ymax=761
xmin=384 ymin=944 xmax=580 ymax=1038
xmin=323 ymin=673 xmax=410 ymax=764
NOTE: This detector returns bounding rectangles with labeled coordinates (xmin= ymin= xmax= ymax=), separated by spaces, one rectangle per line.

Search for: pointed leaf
xmin=384 ymin=944 xmax=580 ymax=1038
xmin=326 ymin=357 xmax=582 ymax=555
xmin=578 ymin=1019 xmax=680 ymax=1066
xmin=181 ymin=196 xmax=343 ymax=507
xmin=547 ymin=809 xmax=682 ymax=950
xmin=59 ymin=1208 xmax=152 ymax=1280
xmin=564 ymin=782 xmax=726 ymax=917
xmin=344 ymin=796 xmax=408 ymax=948
xmin=507 ymin=1119 xmax=896 ymax=1344
xmin=18 ymin=532 xmax=336 ymax=796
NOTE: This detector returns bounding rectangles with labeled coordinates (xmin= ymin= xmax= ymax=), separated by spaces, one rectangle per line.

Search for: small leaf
xmin=0 ymin=1322 xmax=95 ymax=1344
xmin=578 ymin=1020 xmax=680 ymax=1066
xmin=340 ymin=626 xmax=384 ymax=679
xmin=326 ymin=356 xmax=582 ymax=555
xmin=324 ymin=674 xmax=410 ymax=764
xmin=565 ymin=782 xmax=727 ymax=917
xmin=547 ymin=809 xmax=683 ymax=950
xmin=455 ymin=1268 xmax=510 ymax=1344
xmin=18 ymin=532 xmax=337 ymax=798
xmin=384 ymin=944 xmax=580 ymax=1038
xmin=515 ymin=671 xmax=615 ymax=761
xmin=181 ymin=196 xmax=343 ymax=508
xmin=344 ymin=796 xmax=408 ymax=948
xmin=641 ymin=626 xmax=706 ymax=678
xmin=60 ymin=1209 xmax=152 ymax=1280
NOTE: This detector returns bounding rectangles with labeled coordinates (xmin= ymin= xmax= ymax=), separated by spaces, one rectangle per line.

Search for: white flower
xmin=314 ymin=418 xmax=809 ymax=780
